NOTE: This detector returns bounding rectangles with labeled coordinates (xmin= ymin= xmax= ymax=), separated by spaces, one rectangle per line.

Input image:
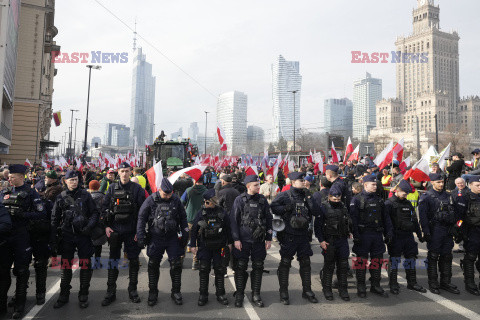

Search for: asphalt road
xmin=4 ymin=240 xmax=480 ymax=320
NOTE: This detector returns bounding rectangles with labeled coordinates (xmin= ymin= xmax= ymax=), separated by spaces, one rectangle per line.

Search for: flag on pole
xmin=347 ymin=145 xmax=360 ymax=162
xmin=168 ymin=165 xmax=207 ymax=185
xmin=437 ymin=143 xmax=451 ymax=171
xmin=24 ymin=158 xmax=32 ymax=167
xmin=245 ymin=166 xmax=258 ymax=176
xmin=374 ymin=141 xmax=393 ymax=167
xmin=146 ymin=161 xmax=163 ymax=193
xmin=331 ymin=142 xmax=339 ymax=163
xmin=345 ymin=137 xmax=353 ymax=158
xmin=217 ymin=124 xmax=227 ymax=151
xmin=404 ymin=156 xmax=431 ymax=182
xmin=52 ymin=111 xmax=62 ymax=126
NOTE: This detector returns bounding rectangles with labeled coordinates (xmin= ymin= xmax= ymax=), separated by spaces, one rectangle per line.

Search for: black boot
xmin=0 ymin=268 xmax=11 ymax=315
xmin=234 ymin=259 xmax=248 ymax=308
xmin=277 ymin=257 xmax=291 ymax=305
xmin=12 ymin=268 xmax=29 ymax=319
xmin=54 ymin=268 xmax=72 ymax=308
xmin=34 ymin=259 xmax=48 ymax=305
xmin=214 ymin=265 xmax=228 ymax=305
xmin=101 ymin=267 xmax=119 ymax=306
xmin=389 ymin=257 xmax=400 ymax=295
xmin=299 ymin=257 xmax=318 ymax=303
xmin=321 ymin=263 xmax=335 ymax=301
xmin=251 ymin=260 xmax=264 ymax=307
xmin=128 ymin=258 xmax=141 ymax=303
xmin=198 ymin=260 xmax=210 ymax=306
xmin=147 ymin=259 xmax=160 ymax=306
xmin=170 ymin=258 xmax=183 ymax=305
xmin=427 ymin=252 xmax=440 ymax=294
xmin=370 ymin=255 xmax=388 ymax=298
xmin=78 ymin=260 xmax=92 ymax=309
xmin=463 ymin=252 xmax=480 ymax=296
xmin=439 ymin=253 xmax=460 ymax=294
xmin=355 ymin=256 xmax=367 ymax=298
xmin=337 ymin=258 xmax=350 ymax=301
xmin=404 ymin=257 xmax=427 ymax=293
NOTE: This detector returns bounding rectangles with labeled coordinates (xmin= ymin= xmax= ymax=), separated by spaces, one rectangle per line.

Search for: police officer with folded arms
xmin=190 ymin=189 xmax=231 ymax=306
xmin=385 ymin=180 xmax=426 ymax=295
xmin=137 ymin=177 xmax=189 ymax=306
xmin=271 ymin=171 xmax=320 ymax=305
xmin=230 ymin=175 xmax=272 ymax=308
xmin=101 ymin=162 xmax=146 ymax=306
xmin=418 ymin=172 xmax=460 ymax=295
xmin=50 ymin=170 xmax=99 ymax=309
xmin=0 ymin=164 xmax=45 ymax=319
xmin=350 ymin=174 xmax=393 ymax=298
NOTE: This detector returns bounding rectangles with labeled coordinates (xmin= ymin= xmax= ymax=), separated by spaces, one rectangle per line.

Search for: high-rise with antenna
xmin=133 ymin=18 xmax=137 ymax=52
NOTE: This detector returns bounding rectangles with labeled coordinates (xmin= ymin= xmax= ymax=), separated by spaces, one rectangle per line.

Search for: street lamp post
xmin=289 ymin=90 xmax=298 ymax=151
xmin=83 ymin=65 xmax=101 ymax=158
xmin=204 ymin=111 xmax=209 ymax=154
xmin=74 ymin=118 xmax=80 ymax=154
xmin=68 ymin=109 xmax=79 ymax=158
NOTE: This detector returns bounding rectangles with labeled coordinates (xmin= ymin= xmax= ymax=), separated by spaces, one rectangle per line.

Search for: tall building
xmin=111 ymin=125 xmax=130 ymax=147
xmin=247 ymin=125 xmax=265 ymax=154
xmin=353 ymin=72 xmax=382 ymax=141
xmin=188 ymin=122 xmax=199 ymax=143
xmin=91 ymin=136 xmax=101 ymax=148
xmin=217 ymin=91 xmax=247 ymax=155
xmin=271 ymin=55 xmax=302 ymax=143
xmin=130 ymin=47 xmax=155 ymax=147
xmin=2 ymin=0 xmax=60 ymax=163
xmin=324 ymin=98 xmax=353 ymax=139
xmin=197 ymin=134 xmax=214 ymax=155
xmin=368 ymin=0 xmax=479 ymax=155
xmin=105 ymin=123 xmax=123 ymax=146
xmin=170 ymin=127 xmax=183 ymax=140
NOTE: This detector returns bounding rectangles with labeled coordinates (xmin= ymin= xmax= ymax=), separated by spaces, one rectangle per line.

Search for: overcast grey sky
xmin=50 ymin=0 xmax=480 ymax=150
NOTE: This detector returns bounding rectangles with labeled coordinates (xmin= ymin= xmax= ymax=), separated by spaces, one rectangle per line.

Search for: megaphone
xmin=272 ymin=214 xmax=285 ymax=232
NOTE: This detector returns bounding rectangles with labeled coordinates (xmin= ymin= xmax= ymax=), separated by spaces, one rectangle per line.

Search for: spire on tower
xmin=133 ymin=18 xmax=137 ymax=52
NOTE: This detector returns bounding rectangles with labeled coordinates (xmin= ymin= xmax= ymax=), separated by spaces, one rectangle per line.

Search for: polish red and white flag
xmin=168 ymin=165 xmax=207 ymax=185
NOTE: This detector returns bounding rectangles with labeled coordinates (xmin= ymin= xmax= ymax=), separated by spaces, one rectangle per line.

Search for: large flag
xmin=399 ymin=156 xmax=411 ymax=175
xmin=374 ymin=141 xmax=393 ymax=167
xmin=245 ymin=166 xmax=258 ymax=176
xmin=217 ymin=124 xmax=227 ymax=151
xmin=345 ymin=137 xmax=353 ymax=158
xmin=347 ymin=145 xmax=360 ymax=162
xmin=168 ymin=165 xmax=207 ymax=185
xmin=378 ymin=138 xmax=404 ymax=170
xmin=146 ymin=161 xmax=163 ymax=193
xmin=404 ymin=156 xmax=431 ymax=182
xmin=331 ymin=142 xmax=339 ymax=163
xmin=437 ymin=143 xmax=451 ymax=171
xmin=52 ymin=111 xmax=62 ymax=127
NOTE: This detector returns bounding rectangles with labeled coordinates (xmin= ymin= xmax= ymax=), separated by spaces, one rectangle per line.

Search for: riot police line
xmin=1 ymin=162 xmax=480 ymax=319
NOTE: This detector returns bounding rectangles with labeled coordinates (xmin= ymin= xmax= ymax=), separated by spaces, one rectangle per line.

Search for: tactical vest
xmin=199 ymin=207 xmax=225 ymax=249
xmin=60 ymin=191 xmax=87 ymax=234
xmin=110 ymin=184 xmax=135 ymax=223
xmin=152 ymin=193 xmax=178 ymax=235
xmin=357 ymin=195 xmax=384 ymax=232
xmin=3 ymin=188 xmax=30 ymax=218
xmin=241 ymin=194 xmax=266 ymax=241
xmin=322 ymin=201 xmax=350 ymax=238
xmin=286 ymin=190 xmax=312 ymax=230
xmin=391 ymin=198 xmax=416 ymax=232
xmin=427 ymin=190 xmax=456 ymax=224
xmin=466 ymin=194 xmax=480 ymax=227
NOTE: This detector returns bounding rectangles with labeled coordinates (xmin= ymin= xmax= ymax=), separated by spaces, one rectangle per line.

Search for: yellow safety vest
xmin=407 ymin=190 xmax=419 ymax=208
xmin=381 ymin=175 xmax=392 ymax=186
xmin=136 ymin=174 xmax=146 ymax=189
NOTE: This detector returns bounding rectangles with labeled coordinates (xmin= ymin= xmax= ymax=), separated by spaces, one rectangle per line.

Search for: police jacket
xmin=51 ymin=187 xmax=99 ymax=238
xmin=230 ymin=192 xmax=272 ymax=243
xmin=217 ymin=183 xmax=241 ymax=215
xmin=136 ymin=192 xmax=188 ymax=242
xmin=270 ymin=187 xmax=320 ymax=236
xmin=1 ymin=183 xmax=46 ymax=229
xmin=190 ymin=205 xmax=232 ymax=249
xmin=385 ymin=195 xmax=421 ymax=236
xmin=418 ymin=189 xmax=458 ymax=235
xmin=0 ymin=204 xmax=12 ymax=239
xmin=102 ymin=181 xmax=146 ymax=234
xmin=314 ymin=200 xmax=351 ymax=243
xmin=454 ymin=190 xmax=480 ymax=229
xmin=349 ymin=190 xmax=393 ymax=239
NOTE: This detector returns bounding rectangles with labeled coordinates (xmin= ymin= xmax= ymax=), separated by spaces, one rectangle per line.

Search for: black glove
xmin=384 ymin=234 xmax=393 ymax=245
xmin=423 ymin=233 xmax=431 ymax=242
xmin=137 ymin=238 xmax=145 ymax=249
xmin=353 ymin=237 xmax=361 ymax=246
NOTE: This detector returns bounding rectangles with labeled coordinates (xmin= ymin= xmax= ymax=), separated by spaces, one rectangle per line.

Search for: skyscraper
xmin=216 ymin=91 xmax=247 ymax=155
xmin=272 ymin=55 xmax=302 ymax=143
xmin=324 ymin=98 xmax=353 ymax=139
xmin=105 ymin=123 xmax=122 ymax=146
xmin=353 ymin=72 xmax=382 ymax=141
xmin=111 ymin=125 xmax=130 ymax=147
xmin=130 ymin=47 xmax=156 ymax=147
xmin=188 ymin=122 xmax=199 ymax=143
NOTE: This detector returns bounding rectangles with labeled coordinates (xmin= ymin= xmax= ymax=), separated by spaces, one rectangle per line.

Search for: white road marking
xmin=226 ymin=268 xmax=261 ymax=320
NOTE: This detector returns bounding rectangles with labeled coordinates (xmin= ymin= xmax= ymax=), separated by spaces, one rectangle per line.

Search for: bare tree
xmin=440 ymin=124 xmax=471 ymax=156
xmin=371 ymin=134 xmax=392 ymax=154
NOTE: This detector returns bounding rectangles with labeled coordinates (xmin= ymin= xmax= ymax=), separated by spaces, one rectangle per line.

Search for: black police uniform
xmin=350 ymin=188 xmax=393 ymax=298
xmin=101 ymin=178 xmax=146 ymax=306
xmin=230 ymin=185 xmax=272 ymax=308
xmin=418 ymin=175 xmax=460 ymax=294
xmin=0 ymin=166 xmax=46 ymax=318
xmin=136 ymin=180 xmax=189 ymax=306
xmin=315 ymin=193 xmax=351 ymax=301
xmin=385 ymin=193 xmax=426 ymax=295
xmin=270 ymin=176 xmax=320 ymax=305
xmin=191 ymin=200 xmax=231 ymax=306
xmin=50 ymin=176 xmax=100 ymax=309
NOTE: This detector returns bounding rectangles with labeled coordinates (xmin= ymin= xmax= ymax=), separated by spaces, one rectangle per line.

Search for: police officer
xmin=137 ymin=177 xmax=189 ymax=306
xmin=315 ymin=185 xmax=351 ymax=301
xmin=350 ymin=174 xmax=393 ymax=298
xmin=418 ymin=173 xmax=460 ymax=295
xmin=190 ymin=189 xmax=231 ymax=306
xmin=454 ymin=175 xmax=480 ymax=295
xmin=230 ymin=175 xmax=272 ymax=308
xmin=271 ymin=172 xmax=320 ymax=305
xmin=325 ymin=165 xmax=351 ymax=208
xmin=0 ymin=164 xmax=45 ymax=318
xmin=101 ymin=162 xmax=146 ymax=306
xmin=385 ymin=180 xmax=426 ymax=295
xmin=50 ymin=170 xmax=99 ymax=309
